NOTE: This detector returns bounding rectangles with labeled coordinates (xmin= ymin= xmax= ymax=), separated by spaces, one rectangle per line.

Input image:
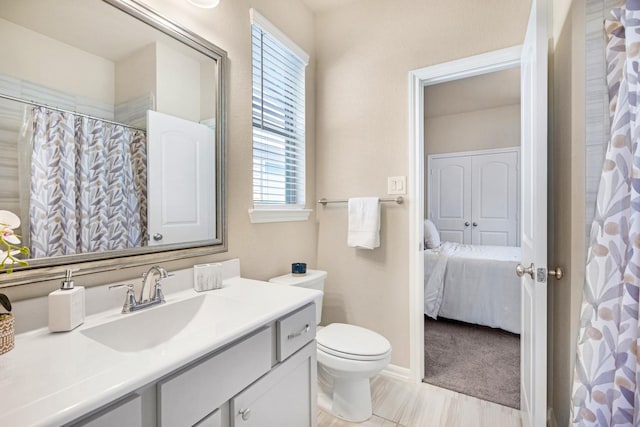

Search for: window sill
xmin=248 ymin=208 xmax=312 ymax=224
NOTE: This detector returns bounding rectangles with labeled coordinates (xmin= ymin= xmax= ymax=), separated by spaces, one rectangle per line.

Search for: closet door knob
xmin=472 ymin=222 xmax=478 ymax=227
xmin=464 ymin=221 xmax=470 ymax=227
xmin=153 ymin=233 xmax=163 ymax=241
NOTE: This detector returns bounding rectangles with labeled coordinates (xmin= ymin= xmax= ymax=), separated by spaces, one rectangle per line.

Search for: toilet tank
xmin=269 ymin=269 xmax=327 ymax=325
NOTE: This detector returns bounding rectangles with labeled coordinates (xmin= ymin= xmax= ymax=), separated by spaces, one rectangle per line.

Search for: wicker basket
xmin=0 ymin=313 xmax=14 ymax=355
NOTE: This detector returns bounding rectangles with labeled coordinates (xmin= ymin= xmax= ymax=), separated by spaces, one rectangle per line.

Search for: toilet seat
xmin=317 ymin=323 xmax=391 ymax=361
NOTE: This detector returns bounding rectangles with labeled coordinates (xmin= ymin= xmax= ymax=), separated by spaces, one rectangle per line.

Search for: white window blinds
xmin=251 ymin=10 xmax=308 ymax=207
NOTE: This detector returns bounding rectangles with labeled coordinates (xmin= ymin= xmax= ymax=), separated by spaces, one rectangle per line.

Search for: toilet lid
xmin=316 ymin=323 xmax=391 ymax=360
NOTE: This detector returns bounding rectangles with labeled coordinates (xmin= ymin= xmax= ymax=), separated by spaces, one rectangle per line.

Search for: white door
xmin=471 ymin=151 xmax=519 ymax=246
xmin=519 ymin=0 xmax=547 ymax=425
xmin=147 ymin=110 xmax=216 ymax=246
xmin=428 ymin=156 xmax=472 ymax=244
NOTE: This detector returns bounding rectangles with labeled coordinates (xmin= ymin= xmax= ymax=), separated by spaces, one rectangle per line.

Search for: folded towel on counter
xmin=347 ymin=197 xmax=380 ymax=249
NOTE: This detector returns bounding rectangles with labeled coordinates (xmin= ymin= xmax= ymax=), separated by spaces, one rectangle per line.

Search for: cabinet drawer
xmin=72 ymin=394 xmax=141 ymax=427
xmin=158 ymin=327 xmax=271 ymax=427
xmin=276 ymin=303 xmax=316 ymax=362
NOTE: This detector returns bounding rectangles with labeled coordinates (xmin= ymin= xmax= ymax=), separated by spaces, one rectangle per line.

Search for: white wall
xmin=116 ymin=42 xmax=204 ymax=122
xmin=425 ymin=104 xmax=520 ymax=155
xmin=200 ymin=60 xmax=217 ymax=122
xmin=315 ymin=0 xmax=530 ymax=368
xmin=115 ymin=44 xmax=156 ymax=105
xmin=156 ymin=42 xmax=201 ymax=121
xmin=0 ymin=17 xmax=114 ymax=104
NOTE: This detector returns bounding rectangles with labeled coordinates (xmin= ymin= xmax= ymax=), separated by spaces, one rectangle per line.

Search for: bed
xmin=424 ymin=241 xmax=522 ymax=334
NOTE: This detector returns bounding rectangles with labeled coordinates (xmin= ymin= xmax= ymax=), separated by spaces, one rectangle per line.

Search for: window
xmin=249 ymin=9 xmax=310 ymax=223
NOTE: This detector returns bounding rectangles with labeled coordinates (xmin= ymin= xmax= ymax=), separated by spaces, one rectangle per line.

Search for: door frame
xmin=407 ymin=45 xmax=523 ymax=382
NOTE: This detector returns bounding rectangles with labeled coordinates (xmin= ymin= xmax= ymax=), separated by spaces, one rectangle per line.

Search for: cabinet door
xmin=470 ymin=151 xmax=519 ymax=246
xmin=230 ymin=341 xmax=316 ymax=427
xmin=428 ymin=156 xmax=471 ymax=244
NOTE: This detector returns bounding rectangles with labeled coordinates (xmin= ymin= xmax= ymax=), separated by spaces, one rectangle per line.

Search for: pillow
xmin=424 ymin=219 xmax=441 ymax=249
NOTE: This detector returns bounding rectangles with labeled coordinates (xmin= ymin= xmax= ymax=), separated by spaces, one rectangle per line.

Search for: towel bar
xmin=318 ymin=196 xmax=403 ymax=206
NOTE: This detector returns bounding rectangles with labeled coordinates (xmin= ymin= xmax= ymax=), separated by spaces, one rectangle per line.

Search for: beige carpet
xmin=423 ymin=317 xmax=520 ymax=409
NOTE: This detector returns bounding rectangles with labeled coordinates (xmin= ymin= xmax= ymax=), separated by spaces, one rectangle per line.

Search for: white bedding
xmin=424 ymin=241 xmax=522 ymax=334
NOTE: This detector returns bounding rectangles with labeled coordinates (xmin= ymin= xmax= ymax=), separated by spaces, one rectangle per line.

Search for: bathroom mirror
xmin=0 ymin=0 xmax=227 ymax=285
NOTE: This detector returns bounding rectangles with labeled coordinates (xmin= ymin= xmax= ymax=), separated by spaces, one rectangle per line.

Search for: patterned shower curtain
xmin=571 ymin=3 xmax=640 ymax=426
xmin=29 ymin=106 xmax=147 ymax=258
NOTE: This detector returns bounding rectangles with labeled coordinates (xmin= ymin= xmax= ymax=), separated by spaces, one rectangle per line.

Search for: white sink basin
xmin=81 ymin=295 xmax=207 ymax=352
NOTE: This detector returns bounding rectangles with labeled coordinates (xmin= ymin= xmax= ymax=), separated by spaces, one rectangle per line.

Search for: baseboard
xmin=381 ymin=364 xmax=413 ymax=382
xmin=547 ymin=408 xmax=558 ymax=427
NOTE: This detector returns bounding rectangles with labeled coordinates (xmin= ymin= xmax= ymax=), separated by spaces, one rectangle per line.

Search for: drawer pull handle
xmin=287 ymin=324 xmax=310 ymax=340
xmin=239 ymin=408 xmax=251 ymax=421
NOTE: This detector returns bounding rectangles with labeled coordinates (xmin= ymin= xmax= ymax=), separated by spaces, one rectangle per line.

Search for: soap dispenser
xmin=48 ymin=269 xmax=85 ymax=332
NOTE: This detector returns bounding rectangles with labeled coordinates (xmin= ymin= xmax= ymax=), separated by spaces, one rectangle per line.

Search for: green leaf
xmin=0 ymin=293 xmax=11 ymax=312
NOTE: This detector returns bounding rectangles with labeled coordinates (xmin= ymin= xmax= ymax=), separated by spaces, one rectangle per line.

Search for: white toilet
xmin=269 ymin=269 xmax=391 ymax=422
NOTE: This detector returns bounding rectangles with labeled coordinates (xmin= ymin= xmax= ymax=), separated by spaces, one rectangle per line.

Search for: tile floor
xmin=317 ymin=374 xmax=522 ymax=427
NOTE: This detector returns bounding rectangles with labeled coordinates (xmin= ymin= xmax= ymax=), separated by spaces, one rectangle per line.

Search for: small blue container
xmin=291 ymin=262 xmax=307 ymax=276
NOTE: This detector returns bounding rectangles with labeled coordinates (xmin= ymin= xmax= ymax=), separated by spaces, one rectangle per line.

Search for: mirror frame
xmin=0 ymin=0 xmax=227 ymax=287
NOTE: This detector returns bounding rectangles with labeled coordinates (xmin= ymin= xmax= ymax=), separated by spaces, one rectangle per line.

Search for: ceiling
xmin=301 ymin=0 xmax=360 ymax=13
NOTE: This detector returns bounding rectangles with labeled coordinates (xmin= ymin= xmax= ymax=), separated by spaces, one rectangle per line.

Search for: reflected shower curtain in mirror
xmin=29 ymin=106 xmax=147 ymax=258
xmin=571 ymin=4 xmax=640 ymax=426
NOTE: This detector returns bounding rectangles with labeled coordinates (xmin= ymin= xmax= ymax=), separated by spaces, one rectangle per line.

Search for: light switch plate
xmin=387 ymin=176 xmax=406 ymax=195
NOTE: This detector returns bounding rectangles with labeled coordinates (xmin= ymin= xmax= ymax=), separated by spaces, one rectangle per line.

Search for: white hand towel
xmin=347 ymin=197 xmax=380 ymax=249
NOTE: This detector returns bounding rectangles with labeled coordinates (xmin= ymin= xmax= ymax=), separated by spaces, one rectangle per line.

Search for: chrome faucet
xmin=140 ymin=265 xmax=170 ymax=304
xmin=109 ymin=266 xmax=171 ymax=313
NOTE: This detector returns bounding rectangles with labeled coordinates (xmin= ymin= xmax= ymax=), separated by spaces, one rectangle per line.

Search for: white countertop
xmin=0 ymin=276 xmax=320 ymax=426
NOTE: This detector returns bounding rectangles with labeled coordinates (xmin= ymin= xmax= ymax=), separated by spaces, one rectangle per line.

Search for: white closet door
xmin=471 ymin=151 xmax=519 ymax=246
xmin=428 ymin=156 xmax=471 ymax=244
xmin=147 ymin=110 xmax=216 ymax=246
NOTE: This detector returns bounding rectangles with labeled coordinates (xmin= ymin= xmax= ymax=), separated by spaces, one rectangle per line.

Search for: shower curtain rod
xmin=0 ymin=93 xmax=146 ymax=132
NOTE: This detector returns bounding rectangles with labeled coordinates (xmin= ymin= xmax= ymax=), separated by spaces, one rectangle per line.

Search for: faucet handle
xmin=151 ymin=282 xmax=166 ymax=303
xmin=109 ymin=284 xmax=137 ymax=313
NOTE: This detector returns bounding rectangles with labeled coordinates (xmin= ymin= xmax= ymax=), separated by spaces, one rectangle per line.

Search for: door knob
xmin=464 ymin=221 xmax=470 ymax=227
xmin=472 ymin=222 xmax=478 ymax=227
xmin=516 ymin=263 xmax=535 ymax=279
xmin=153 ymin=233 xmax=163 ymax=241
xmin=548 ymin=267 xmax=564 ymax=280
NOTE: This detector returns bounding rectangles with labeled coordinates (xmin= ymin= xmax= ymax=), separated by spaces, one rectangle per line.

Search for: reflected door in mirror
xmin=147 ymin=111 xmax=215 ymax=246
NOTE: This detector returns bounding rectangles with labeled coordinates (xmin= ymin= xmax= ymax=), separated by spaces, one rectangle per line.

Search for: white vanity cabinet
xmin=69 ymin=303 xmax=317 ymax=427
